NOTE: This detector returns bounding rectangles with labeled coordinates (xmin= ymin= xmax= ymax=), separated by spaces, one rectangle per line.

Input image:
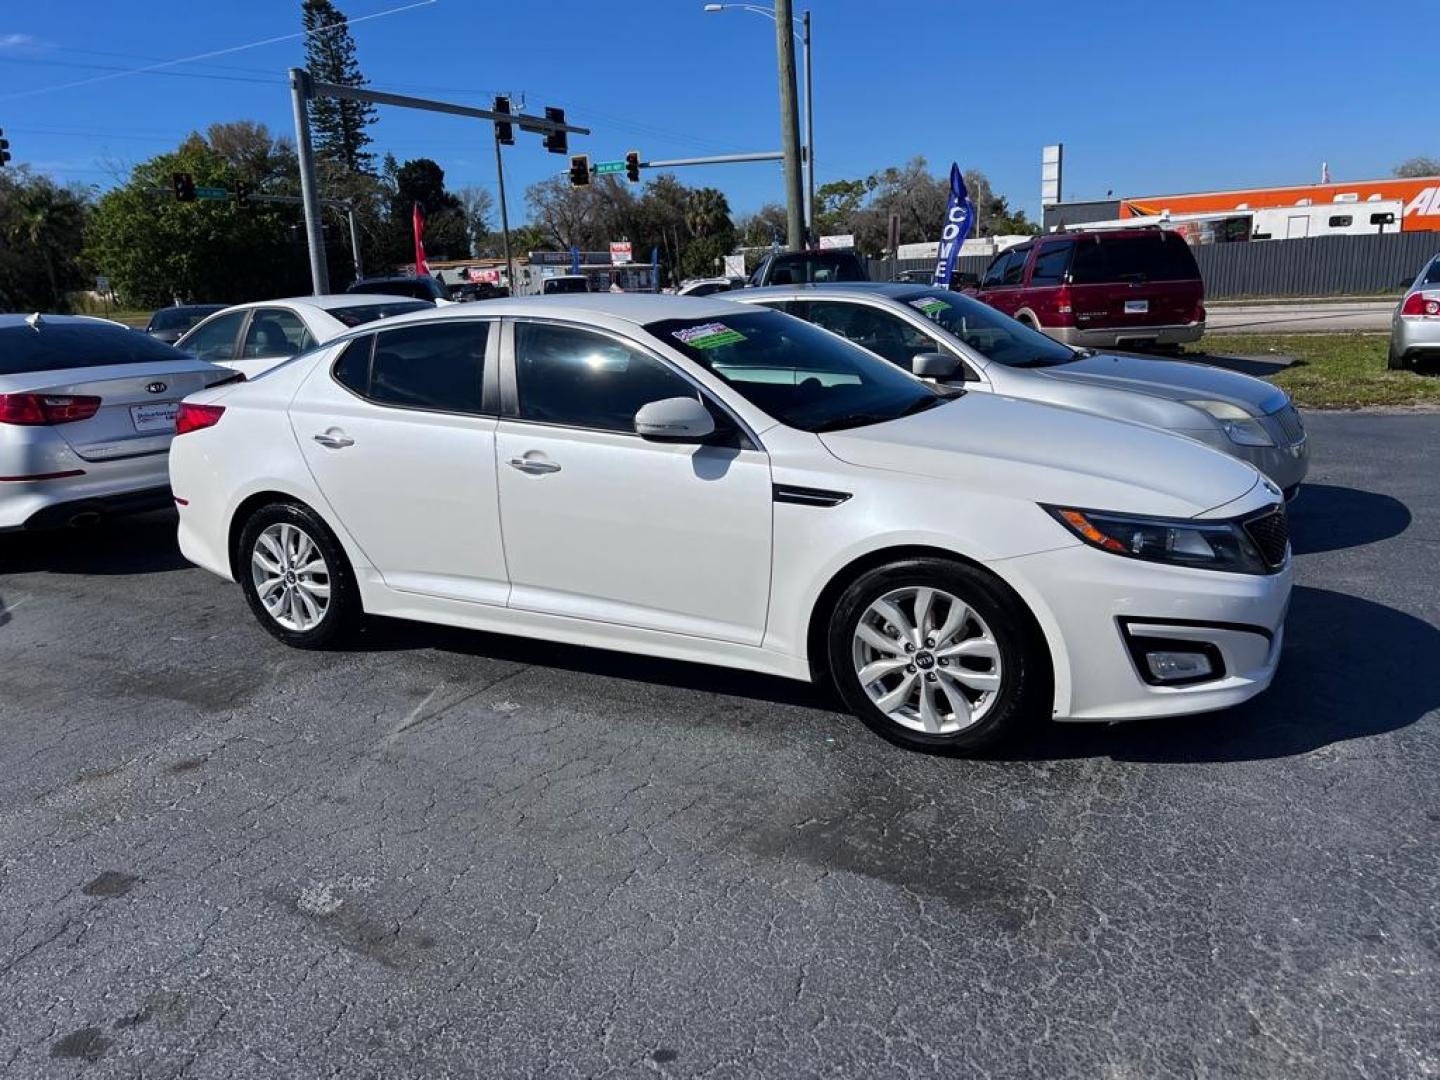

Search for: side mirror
xmin=911 ymin=352 xmax=960 ymax=380
xmin=634 ymin=397 xmax=716 ymax=442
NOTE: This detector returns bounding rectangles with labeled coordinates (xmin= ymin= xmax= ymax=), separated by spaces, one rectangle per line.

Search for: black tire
xmin=1016 ymin=314 xmax=1039 ymax=331
xmin=236 ymin=501 xmax=361 ymax=649
xmin=825 ymin=558 xmax=1049 ymax=754
xmin=1387 ymin=339 xmax=1409 ymax=371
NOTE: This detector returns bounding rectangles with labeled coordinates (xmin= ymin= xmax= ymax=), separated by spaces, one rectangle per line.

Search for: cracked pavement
xmin=1 ymin=412 xmax=1437 ymax=1079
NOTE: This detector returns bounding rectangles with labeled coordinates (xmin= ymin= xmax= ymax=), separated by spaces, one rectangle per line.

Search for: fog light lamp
xmin=1145 ymin=650 xmax=1213 ymax=683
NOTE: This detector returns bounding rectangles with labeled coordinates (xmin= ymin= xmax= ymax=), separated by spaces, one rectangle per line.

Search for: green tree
xmin=86 ymin=131 xmax=320 ymax=306
xmin=735 ymin=202 xmax=788 ymax=248
xmin=813 ymin=178 xmax=868 ymax=239
xmin=0 ymin=169 xmax=90 ymax=311
xmin=302 ymin=0 xmax=377 ymax=174
xmin=1394 ymin=157 xmax=1440 ymax=179
xmin=379 ymin=158 xmax=467 ymax=265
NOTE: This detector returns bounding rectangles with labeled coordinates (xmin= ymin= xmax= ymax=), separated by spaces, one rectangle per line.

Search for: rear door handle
xmin=313 ymin=431 xmax=354 ymax=449
xmin=508 ymin=456 xmax=560 ymax=475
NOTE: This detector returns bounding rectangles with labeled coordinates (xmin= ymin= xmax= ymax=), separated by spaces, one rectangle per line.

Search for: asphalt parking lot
xmin=1 ymin=411 xmax=1437 ymax=1080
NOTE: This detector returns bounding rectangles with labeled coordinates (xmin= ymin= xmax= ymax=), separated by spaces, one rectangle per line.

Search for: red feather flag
xmin=412 ymin=202 xmax=430 ymax=277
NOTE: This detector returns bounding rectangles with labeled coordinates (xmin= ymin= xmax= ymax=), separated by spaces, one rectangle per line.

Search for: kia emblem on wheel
xmin=146 ymin=381 xmax=168 ymax=395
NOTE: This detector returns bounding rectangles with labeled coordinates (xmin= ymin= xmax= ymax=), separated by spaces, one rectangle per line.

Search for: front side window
xmin=333 ymin=322 xmax=488 ymax=414
xmin=514 ymin=322 xmax=697 ymax=433
xmin=646 ymin=311 xmax=945 ymax=433
xmin=1000 ymin=248 xmax=1030 ymax=286
xmin=895 ymin=290 xmax=1076 ymax=368
xmin=179 ymin=311 xmax=246 ymax=362
xmin=242 ymin=309 xmax=315 ymax=359
xmin=794 ymin=300 xmax=938 ymax=370
xmin=1029 ymin=242 xmax=1075 ymax=286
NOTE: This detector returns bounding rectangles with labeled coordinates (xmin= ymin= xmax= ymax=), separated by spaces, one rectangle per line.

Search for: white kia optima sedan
xmin=169 ymin=296 xmax=1292 ymax=753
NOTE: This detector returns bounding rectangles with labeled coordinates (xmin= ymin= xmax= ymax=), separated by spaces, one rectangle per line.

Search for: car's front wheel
xmin=237 ymin=503 xmax=360 ymax=648
xmin=826 ymin=558 xmax=1048 ymax=753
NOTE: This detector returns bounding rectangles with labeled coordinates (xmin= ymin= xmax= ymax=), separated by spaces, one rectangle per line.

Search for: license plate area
xmin=130 ymin=402 xmax=179 ymax=433
xmin=1124 ymin=299 xmax=1149 ymax=315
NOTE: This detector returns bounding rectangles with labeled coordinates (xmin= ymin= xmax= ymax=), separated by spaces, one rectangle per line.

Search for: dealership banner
xmin=932 ymin=163 xmax=974 ymax=287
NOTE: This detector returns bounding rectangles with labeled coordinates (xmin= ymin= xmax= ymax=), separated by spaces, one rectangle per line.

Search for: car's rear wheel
xmin=237 ymin=503 xmax=360 ymax=648
xmin=826 ymin=558 xmax=1048 ymax=753
xmin=1387 ymin=339 xmax=1410 ymax=370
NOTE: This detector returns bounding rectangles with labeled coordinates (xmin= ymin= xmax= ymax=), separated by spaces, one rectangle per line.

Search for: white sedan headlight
xmin=1184 ymin=399 xmax=1275 ymax=447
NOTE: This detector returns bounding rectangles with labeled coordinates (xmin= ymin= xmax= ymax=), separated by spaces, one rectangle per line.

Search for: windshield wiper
xmin=813 ymin=396 xmax=945 ymax=432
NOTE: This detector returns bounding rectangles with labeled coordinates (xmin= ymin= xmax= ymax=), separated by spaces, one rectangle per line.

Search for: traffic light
xmin=172 ymin=172 xmax=196 ymax=202
xmin=0 ymin=129 xmax=10 ymax=168
xmin=569 ymin=154 xmax=590 ymax=188
xmin=543 ymin=106 xmax=567 ymax=155
xmin=234 ymin=181 xmax=250 ymax=208
xmin=625 ymin=150 xmax=640 ymax=184
xmin=493 ymin=96 xmax=514 ymax=146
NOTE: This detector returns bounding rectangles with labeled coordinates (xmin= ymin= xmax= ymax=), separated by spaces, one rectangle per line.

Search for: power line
xmin=0 ymin=0 xmax=440 ymax=103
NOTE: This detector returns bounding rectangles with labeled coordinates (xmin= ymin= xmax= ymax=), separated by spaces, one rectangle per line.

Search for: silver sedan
xmin=735 ymin=283 xmax=1309 ymax=497
xmin=0 ymin=314 xmax=236 ymax=531
xmin=1388 ymin=252 xmax=1440 ymax=370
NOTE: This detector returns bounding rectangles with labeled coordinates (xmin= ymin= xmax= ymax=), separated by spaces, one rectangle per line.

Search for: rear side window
xmin=1423 ymin=259 xmax=1440 ymax=286
xmin=1029 ymin=242 xmax=1075 ymax=286
xmin=332 ymin=323 xmax=489 ymax=415
xmin=1072 ymin=233 xmax=1200 ymax=283
xmin=0 ymin=320 xmax=189 ymax=376
xmin=242 ymin=309 xmax=314 ymax=359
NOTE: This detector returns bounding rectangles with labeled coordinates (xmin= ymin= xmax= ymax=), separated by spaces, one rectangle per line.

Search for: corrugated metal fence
xmin=867 ymin=232 xmax=1437 ymax=298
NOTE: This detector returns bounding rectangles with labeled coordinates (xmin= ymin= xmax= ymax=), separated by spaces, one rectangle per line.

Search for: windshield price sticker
xmin=909 ymin=297 xmax=949 ymax=317
xmin=673 ymin=322 xmax=745 ymax=350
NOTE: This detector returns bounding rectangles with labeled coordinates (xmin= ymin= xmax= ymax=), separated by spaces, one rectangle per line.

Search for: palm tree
xmin=684 ymin=188 xmax=733 ymax=240
xmin=1 ymin=173 xmax=88 ymax=310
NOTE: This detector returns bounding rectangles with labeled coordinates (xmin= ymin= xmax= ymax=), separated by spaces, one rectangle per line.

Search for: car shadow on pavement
xmin=353 ymin=616 xmax=835 ymax=711
xmin=0 ymin=510 xmax=189 ymax=576
xmin=1004 ymin=584 xmax=1439 ymax=764
xmin=1289 ymin=482 xmax=1411 ymax=554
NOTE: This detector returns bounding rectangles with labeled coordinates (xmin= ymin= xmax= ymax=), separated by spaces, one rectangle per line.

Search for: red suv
xmin=972 ymin=228 xmax=1205 ymax=350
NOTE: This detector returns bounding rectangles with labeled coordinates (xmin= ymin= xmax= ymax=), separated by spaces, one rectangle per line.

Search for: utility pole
xmin=493 ymin=129 xmax=516 ymax=294
xmin=289 ymin=68 xmax=330 ymax=294
xmin=802 ymin=9 xmax=814 ymax=243
xmin=774 ymin=0 xmax=805 ymax=251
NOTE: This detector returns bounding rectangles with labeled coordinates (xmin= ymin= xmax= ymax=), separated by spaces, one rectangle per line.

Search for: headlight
xmin=1184 ymin=399 xmax=1275 ymax=447
xmin=1045 ymin=506 xmax=1269 ymax=574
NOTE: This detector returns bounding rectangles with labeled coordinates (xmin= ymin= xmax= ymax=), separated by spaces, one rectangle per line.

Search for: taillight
xmin=0 ymin=393 xmax=101 ymax=425
xmin=1401 ymin=292 xmax=1440 ymax=318
xmin=1194 ymin=301 xmax=1207 ymax=323
xmin=174 ymin=402 xmax=225 ymax=435
xmin=1054 ymin=284 xmax=1073 ymax=317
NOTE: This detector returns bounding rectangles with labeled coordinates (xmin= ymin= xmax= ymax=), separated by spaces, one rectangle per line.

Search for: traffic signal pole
xmin=493 ymin=128 xmax=516 ymax=296
xmin=287 ymin=68 xmax=587 ymax=295
xmin=289 ymin=69 xmax=330 ymax=294
xmin=774 ymin=0 xmax=805 ymax=251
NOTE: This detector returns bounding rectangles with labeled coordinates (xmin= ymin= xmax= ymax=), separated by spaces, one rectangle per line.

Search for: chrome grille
xmin=1245 ymin=507 xmax=1290 ymax=569
xmin=1270 ymin=403 xmax=1305 ymax=446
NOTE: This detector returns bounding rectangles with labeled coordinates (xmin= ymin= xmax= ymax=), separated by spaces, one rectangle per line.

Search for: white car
xmin=175 ymin=295 xmax=434 ymax=378
xmin=169 ymin=296 xmax=1292 ymax=753
xmin=1 ymin=314 xmax=236 ymax=531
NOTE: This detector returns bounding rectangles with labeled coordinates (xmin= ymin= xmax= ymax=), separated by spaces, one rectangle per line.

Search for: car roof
xmin=371 ymin=293 xmax=748 ymax=328
xmin=0 ymin=312 xmax=137 ymax=330
xmin=741 ymin=282 xmax=934 ymax=301
xmin=207 ymin=294 xmax=418 ymax=316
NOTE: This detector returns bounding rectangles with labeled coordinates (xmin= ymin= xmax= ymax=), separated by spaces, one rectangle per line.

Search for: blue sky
xmin=0 ymin=0 xmax=1432 ymax=225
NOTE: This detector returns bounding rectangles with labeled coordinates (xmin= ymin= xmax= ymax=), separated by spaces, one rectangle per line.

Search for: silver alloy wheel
xmin=251 ymin=522 xmax=331 ymax=633
xmin=851 ymin=586 xmax=1003 ymax=735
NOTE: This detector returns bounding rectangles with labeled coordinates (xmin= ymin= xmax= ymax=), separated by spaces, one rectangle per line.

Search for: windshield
xmin=646 ymin=310 xmax=946 ymax=433
xmin=0 ymin=321 xmax=188 ymax=376
xmin=1072 ymin=233 xmax=1200 ymax=283
xmin=759 ymin=251 xmax=867 ymax=285
xmin=897 ymin=290 xmax=1077 ymax=368
xmin=148 ymin=306 xmax=220 ymax=332
xmin=543 ymin=277 xmax=590 ymax=294
xmin=328 ymin=300 xmax=433 ymax=328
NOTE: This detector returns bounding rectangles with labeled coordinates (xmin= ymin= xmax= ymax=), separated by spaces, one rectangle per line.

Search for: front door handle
xmin=508 ymin=455 xmax=561 ymax=475
xmin=313 ymin=431 xmax=354 ymax=449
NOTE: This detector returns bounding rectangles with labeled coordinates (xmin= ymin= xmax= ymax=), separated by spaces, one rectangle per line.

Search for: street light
xmin=704 ymin=2 xmax=814 ymax=245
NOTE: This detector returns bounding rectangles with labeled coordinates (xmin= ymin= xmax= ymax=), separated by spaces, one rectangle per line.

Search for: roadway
xmin=1205 ymin=299 xmax=1396 ymax=334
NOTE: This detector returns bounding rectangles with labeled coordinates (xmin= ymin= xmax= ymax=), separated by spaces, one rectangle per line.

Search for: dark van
xmin=972 ymin=228 xmax=1205 ymax=350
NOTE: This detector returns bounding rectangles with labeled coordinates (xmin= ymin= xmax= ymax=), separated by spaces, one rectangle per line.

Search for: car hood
xmin=1036 ymin=351 xmax=1290 ymax=414
xmin=818 ymin=392 xmax=1261 ymax=519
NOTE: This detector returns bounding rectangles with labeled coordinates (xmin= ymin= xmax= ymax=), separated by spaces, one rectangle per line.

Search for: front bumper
xmin=1000 ymin=542 xmax=1291 ymax=722
xmin=1049 ymin=321 xmax=1205 ymax=348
